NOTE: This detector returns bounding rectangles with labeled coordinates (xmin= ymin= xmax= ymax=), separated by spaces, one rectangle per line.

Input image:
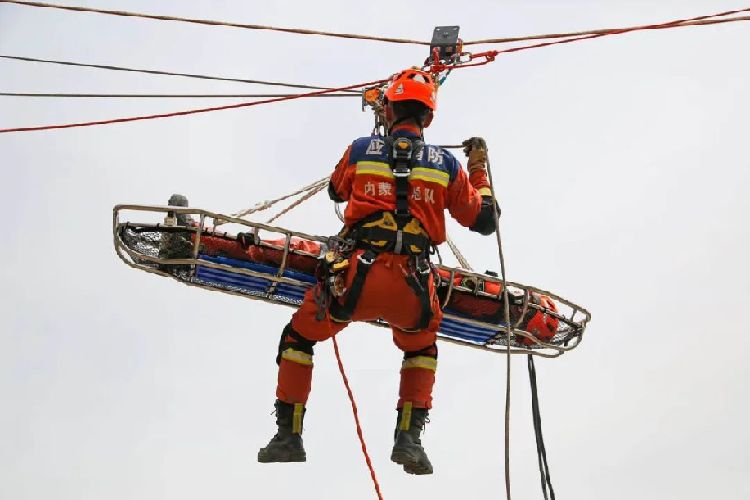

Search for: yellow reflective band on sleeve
xmin=478 ymin=187 xmax=493 ymax=197
xmin=410 ymin=167 xmax=449 ymax=187
xmin=356 ymin=161 xmax=394 ymax=179
xmin=292 ymin=403 xmax=304 ymax=434
xmin=401 ymin=356 xmax=438 ymax=372
xmin=281 ymin=348 xmax=313 ymax=366
xmin=400 ymin=401 xmax=413 ymax=431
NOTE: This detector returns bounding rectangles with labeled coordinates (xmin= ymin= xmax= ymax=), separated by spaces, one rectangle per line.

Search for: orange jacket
xmin=329 ymin=124 xmax=492 ymax=244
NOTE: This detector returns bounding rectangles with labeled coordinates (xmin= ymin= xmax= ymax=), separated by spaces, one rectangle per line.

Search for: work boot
xmin=257 ymin=400 xmax=306 ymax=463
xmin=390 ymin=404 xmax=433 ymax=475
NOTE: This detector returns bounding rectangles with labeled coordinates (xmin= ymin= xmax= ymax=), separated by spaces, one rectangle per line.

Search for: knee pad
xmin=276 ymin=323 xmax=317 ymax=365
xmin=403 ymin=343 xmax=438 ymax=360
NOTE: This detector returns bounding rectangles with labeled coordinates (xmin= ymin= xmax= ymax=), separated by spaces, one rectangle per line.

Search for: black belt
xmin=349 ymin=216 xmax=431 ymax=256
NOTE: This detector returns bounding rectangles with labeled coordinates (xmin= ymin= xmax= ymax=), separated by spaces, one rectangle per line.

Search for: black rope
xmin=528 ymin=355 xmax=555 ymax=500
xmin=0 ymin=55 xmax=359 ymax=93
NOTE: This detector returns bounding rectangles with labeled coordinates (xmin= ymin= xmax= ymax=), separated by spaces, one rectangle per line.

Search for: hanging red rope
xmin=332 ymin=336 xmax=385 ymax=500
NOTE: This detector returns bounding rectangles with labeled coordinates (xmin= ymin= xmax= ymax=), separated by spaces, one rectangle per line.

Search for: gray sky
xmin=1 ymin=1 xmax=749 ymax=499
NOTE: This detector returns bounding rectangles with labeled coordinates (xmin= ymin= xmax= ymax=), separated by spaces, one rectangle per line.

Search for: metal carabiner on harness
xmin=357 ymin=250 xmax=376 ymax=267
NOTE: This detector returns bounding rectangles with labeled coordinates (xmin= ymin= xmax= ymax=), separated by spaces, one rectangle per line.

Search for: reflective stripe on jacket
xmin=329 ymin=125 xmax=491 ymax=244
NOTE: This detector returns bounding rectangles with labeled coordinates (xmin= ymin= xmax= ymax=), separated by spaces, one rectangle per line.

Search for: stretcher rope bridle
xmin=229 ymin=170 xmax=481 ymax=271
xmin=227 ymin=175 xmax=330 ymax=221
xmin=445 ymin=235 xmax=472 ymax=270
xmin=265 ymin=181 xmax=329 ymax=224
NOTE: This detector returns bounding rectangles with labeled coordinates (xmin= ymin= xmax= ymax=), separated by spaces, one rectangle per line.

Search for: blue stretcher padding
xmin=195 ymin=254 xmax=503 ymax=346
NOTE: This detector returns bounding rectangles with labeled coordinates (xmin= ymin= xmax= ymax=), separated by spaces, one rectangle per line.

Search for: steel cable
xmin=0 ymin=55 xmax=358 ymax=92
xmin=0 ymin=1 xmax=428 ymax=45
xmin=3 ymin=0 xmax=747 ymax=48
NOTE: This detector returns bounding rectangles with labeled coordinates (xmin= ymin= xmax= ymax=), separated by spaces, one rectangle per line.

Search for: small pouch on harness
xmin=354 ymin=212 xmax=431 ymax=256
xmin=323 ymin=249 xmax=350 ymax=297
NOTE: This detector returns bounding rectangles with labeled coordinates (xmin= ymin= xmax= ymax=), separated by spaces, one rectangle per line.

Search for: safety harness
xmin=325 ymin=136 xmax=435 ymax=331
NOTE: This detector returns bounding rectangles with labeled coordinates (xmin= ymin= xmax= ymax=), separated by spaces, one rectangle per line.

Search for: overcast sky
xmin=1 ymin=1 xmax=749 ymax=499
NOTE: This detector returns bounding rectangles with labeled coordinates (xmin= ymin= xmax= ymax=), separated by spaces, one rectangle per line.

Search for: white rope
xmin=484 ymin=152 xmax=514 ymax=500
xmin=231 ymin=175 xmax=330 ymax=219
xmin=266 ymin=181 xmax=328 ymax=224
xmin=445 ymin=234 xmax=473 ymax=270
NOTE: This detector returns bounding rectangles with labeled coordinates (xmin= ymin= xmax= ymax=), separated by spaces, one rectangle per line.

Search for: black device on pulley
xmin=430 ymin=26 xmax=461 ymax=62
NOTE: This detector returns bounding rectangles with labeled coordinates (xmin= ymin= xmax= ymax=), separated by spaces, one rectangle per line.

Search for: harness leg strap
xmin=403 ymin=264 xmax=434 ymax=332
xmin=328 ymin=250 xmax=376 ymax=323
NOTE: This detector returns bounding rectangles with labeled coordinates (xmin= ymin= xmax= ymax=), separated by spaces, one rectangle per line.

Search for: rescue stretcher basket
xmin=114 ymin=204 xmax=591 ymax=358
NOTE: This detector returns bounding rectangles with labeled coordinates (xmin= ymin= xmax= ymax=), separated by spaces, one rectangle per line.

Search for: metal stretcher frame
xmin=113 ymin=204 xmax=591 ymax=358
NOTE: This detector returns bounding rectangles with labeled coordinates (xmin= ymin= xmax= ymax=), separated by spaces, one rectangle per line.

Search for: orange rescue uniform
xmin=275 ymin=124 xmax=493 ymax=410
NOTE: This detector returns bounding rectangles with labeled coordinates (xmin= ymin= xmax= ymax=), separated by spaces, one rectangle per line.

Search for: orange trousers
xmin=276 ymin=251 xmax=442 ymax=409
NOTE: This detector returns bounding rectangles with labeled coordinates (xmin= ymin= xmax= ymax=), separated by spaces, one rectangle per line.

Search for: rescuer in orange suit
xmin=257 ymin=68 xmax=497 ymax=475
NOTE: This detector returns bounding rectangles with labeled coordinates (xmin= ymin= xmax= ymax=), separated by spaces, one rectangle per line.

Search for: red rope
xmin=332 ymin=335 xmax=385 ymax=500
xmin=490 ymin=7 xmax=750 ymax=56
xmin=433 ymin=6 xmax=750 ymax=74
xmin=0 ymin=78 xmax=386 ymax=133
xmin=464 ymin=7 xmax=750 ymax=45
xmin=3 ymin=6 xmax=747 ymax=134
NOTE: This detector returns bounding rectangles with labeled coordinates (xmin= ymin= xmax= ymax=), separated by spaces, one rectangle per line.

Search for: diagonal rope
xmin=230 ymin=176 xmax=330 ymax=219
xmin=0 ymin=0 xmax=428 ymax=45
xmin=265 ymin=181 xmax=328 ymax=224
xmin=489 ymin=8 xmax=750 ymax=56
xmin=0 ymin=54 xmax=359 ymax=92
xmin=0 ymin=79 xmax=387 ymax=133
xmin=445 ymin=235 xmax=472 ymax=270
xmin=464 ymin=7 xmax=750 ymax=45
xmin=0 ymin=92 xmax=358 ymax=98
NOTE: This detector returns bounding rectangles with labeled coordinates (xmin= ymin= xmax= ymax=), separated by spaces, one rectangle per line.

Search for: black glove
xmin=237 ymin=232 xmax=258 ymax=249
xmin=462 ymin=137 xmax=488 ymax=157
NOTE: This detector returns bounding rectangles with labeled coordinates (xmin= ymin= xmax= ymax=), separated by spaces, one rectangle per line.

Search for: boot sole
xmin=257 ymin=451 xmax=306 ymax=463
xmin=390 ymin=450 xmax=433 ymax=475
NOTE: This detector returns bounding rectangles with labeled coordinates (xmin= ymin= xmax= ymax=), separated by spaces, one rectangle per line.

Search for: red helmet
xmin=384 ymin=68 xmax=437 ymax=111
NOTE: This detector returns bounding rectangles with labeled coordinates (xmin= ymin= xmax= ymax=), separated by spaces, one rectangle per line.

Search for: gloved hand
xmin=462 ymin=136 xmax=487 ymax=156
xmin=462 ymin=136 xmax=488 ymax=173
xmin=237 ymin=231 xmax=258 ymax=249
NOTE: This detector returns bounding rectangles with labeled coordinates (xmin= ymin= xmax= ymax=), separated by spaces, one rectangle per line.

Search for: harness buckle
xmin=394 ymin=230 xmax=404 ymax=255
xmin=416 ymin=257 xmax=431 ymax=275
xmin=357 ymin=251 xmax=376 ymax=266
xmin=392 ymin=137 xmax=415 ymax=161
xmin=392 ymin=166 xmax=411 ymax=178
